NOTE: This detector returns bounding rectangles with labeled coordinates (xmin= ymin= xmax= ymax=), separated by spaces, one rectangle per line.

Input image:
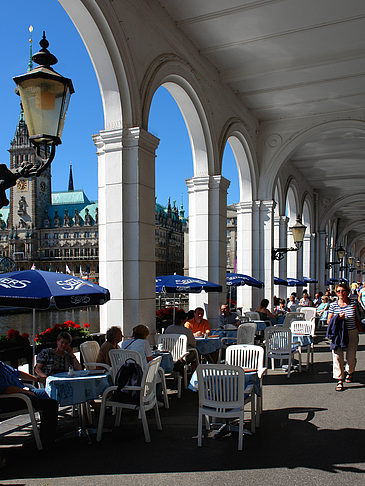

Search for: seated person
xmin=165 ymin=310 xmax=196 ymax=348
xmin=35 ymin=331 xmax=82 ymax=384
xmin=255 ymin=299 xmax=277 ymax=325
xmin=273 ymin=299 xmax=287 ymax=316
xmin=217 ymin=304 xmax=240 ymax=329
xmin=96 ymin=326 xmax=123 ymax=367
xmin=165 ymin=310 xmax=197 ymax=370
xmin=121 ymin=324 xmax=153 ymax=368
xmin=185 ymin=307 xmax=211 ymax=337
xmin=287 ymin=294 xmax=298 ymax=311
xmin=299 ymin=291 xmax=313 ymax=307
xmin=0 ymin=361 xmax=58 ymax=447
xmin=316 ymin=296 xmax=330 ymax=322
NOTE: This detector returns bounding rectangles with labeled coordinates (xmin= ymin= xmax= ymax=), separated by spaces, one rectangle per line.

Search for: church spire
xmin=68 ymin=163 xmax=74 ymax=191
xmin=28 ymin=25 xmax=33 ymax=72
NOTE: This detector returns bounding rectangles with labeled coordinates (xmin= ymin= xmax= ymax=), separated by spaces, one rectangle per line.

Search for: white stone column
xmin=318 ymin=230 xmax=327 ymax=291
xmin=186 ymin=175 xmax=230 ymax=329
xmin=236 ymin=201 xmax=261 ymax=311
xmin=260 ymin=201 xmax=276 ymax=308
xmin=94 ymin=127 xmax=159 ymax=336
xmin=278 ymin=215 xmax=289 ymax=298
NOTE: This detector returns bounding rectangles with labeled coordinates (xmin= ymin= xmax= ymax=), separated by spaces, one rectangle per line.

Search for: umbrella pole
xmin=229 ymin=286 xmax=232 ymax=310
xmin=173 ymin=294 xmax=176 ymax=324
xmin=32 ymin=308 xmax=36 ymax=370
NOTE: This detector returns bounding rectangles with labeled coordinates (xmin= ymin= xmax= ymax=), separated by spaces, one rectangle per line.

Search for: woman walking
xmin=327 ymin=283 xmax=360 ymax=391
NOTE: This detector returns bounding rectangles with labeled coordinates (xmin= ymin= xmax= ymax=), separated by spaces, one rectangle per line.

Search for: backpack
xmin=111 ymin=358 xmax=143 ymax=405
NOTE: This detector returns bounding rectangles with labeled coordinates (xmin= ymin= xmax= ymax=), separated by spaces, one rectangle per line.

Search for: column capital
xmin=235 ymin=200 xmax=260 ymax=214
xmin=186 ymin=175 xmax=230 ymax=193
xmin=93 ymin=127 xmax=123 ymax=154
xmin=122 ymin=127 xmax=160 ymax=153
xmin=260 ymin=200 xmax=277 ymax=212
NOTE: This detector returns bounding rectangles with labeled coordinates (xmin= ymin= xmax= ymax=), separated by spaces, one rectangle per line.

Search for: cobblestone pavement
xmin=1 ymin=329 xmax=364 ymax=485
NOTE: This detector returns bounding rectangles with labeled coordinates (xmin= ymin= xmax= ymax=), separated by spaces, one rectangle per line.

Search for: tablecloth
xmin=195 ymin=337 xmax=222 ymax=355
xmin=292 ymin=333 xmax=313 ymax=347
xmin=46 ymin=371 xmax=113 ymax=406
xmin=152 ymin=351 xmax=174 ymax=373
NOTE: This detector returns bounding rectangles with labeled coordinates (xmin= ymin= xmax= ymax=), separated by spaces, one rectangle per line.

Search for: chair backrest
xmin=299 ymin=307 xmax=317 ymax=321
xmin=290 ymin=320 xmax=316 ymax=336
xmin=282 ymin=312 xmax=305 ymax=328
xmin=237 ymin=322 xmax=256 ymax=344
xmin=225 ymin=344 xmax=264 ymax=370
xmin=109 ymin=348 xmax=144 ymax=382
xmin=244 ymin=311 xmax=260 ymax=321
xmin=264 ymin=327 xmax=292 ymax=353
xmin=157 ymin=334 xmax=187 ymax=361
xmin=196 ymin=364 xmax=245 ymax=409
xmin=140 ymin=356 xmax=162 ymax=406
xmin=80 ymin=341 xmax=100 ymax=369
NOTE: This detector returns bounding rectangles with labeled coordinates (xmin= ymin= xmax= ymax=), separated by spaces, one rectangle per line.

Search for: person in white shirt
xmin=121 ymin=324 xmax=153 ymax=368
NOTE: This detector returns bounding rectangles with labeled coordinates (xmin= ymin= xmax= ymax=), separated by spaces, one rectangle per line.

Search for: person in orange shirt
xmin=185 ymin=307 xmax=211 ymax=337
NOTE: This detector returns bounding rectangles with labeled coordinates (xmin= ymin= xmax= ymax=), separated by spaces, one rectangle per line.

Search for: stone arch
xmin=285 ymin=182 xmax=299 ymax=279
xmin=319 ymin=193 xmax=365 ymax=231
xmin=141 ymin=54 xmax=214 ymax=176
xmin=273 ymin=177 xmax=285 ymax=216
xmin=337 ymin=221 xmax=365 ymax=244
xmin=259 ymin=119 xmax=365 ymax=201
xmin=60 ymin=0 xmax=137 ymax=128
xmin=302 ymin=196 xmax=313 ymax=280
xmin=218 ymin=119 xmax=257 ymax=201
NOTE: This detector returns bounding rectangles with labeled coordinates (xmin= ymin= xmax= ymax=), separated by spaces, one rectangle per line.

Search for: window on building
xmin=54 ymin=233 xmax=59 ymax=239
xmin=84 ymin=232 xmax=90 ymax=238
xmin=45 ymin=233 xmax=49 ymax=239
xmin=74 ymin=233 xmax=79 ymax=238
xmin=64 ymin=233 xmax=70 ymax=239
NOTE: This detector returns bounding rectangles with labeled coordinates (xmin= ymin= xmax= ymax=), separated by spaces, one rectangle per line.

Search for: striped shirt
xmin=328 ymin=301 xmax=357 ymax=330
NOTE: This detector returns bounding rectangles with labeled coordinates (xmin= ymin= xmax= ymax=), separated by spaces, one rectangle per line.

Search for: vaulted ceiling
xmin=159 ymin=0 xmax=365 ymax=250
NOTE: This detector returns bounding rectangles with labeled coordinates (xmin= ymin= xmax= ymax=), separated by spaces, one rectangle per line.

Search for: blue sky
xmin=1 ymin=1 xmax=240 ymax=209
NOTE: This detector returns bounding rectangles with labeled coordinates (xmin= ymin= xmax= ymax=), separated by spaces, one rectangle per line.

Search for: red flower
xmin=45 ymin=328 xmax=52 ymax=333
xmin=83 ymin=323 xmax=90 ymax=329
xmin=74 ymin=324 xmax=81 ymax=329
xmin=22 ymin=333 xmax=29 ymax=339
xmin=7 ymin=329 xmax=19 ymax=339
xmin=64 ymin=320 xmax=76 ymax=327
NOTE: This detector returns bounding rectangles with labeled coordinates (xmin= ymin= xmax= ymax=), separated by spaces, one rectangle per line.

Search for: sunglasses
xmin=336 ymin=290 xmax=347 ymax=293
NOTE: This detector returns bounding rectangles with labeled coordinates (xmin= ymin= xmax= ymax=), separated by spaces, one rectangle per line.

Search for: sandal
xmin=345 ymin=374 xmax=353 ymax=383
xmin=336 ymin=380 xmax=344 ymax=391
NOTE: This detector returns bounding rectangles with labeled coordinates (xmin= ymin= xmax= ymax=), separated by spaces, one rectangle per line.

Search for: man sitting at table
xmin=165 ymin=310 xmax=198 ymax=371
xmin=185 ymin=307 xmax=211 ymax=337
xmin=217 ymin=304 xmax=240 ymax=329
xmin=0 ymin=361 xmax=59 ymax=448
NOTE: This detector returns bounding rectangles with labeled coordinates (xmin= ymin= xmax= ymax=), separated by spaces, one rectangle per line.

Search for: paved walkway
xmin=1 ymin=330 xmax=365 ymax=485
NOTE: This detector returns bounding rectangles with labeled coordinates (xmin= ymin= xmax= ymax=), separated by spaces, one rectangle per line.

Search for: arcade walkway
xmin=1 ymin=331 xmax=364 ymax=485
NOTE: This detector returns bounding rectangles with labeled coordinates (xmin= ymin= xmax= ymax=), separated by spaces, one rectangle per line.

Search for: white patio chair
xmin=264 ymin=327 xmax=301 ymax=378
xmin=298 ymin=307 xmax=317 ymax=322
xmin=244 ymin=311 xmax=260 ymax=321
xmin=290 ymin=320 xmax=316 ymax=369
xmin=0 ymin=392 xmax=42 ymax=450
xmin=237 ymin=322 xmax=257 ymax=345
xmin=196 ymin=364 xmax=250 ymax=451
xmin=282 ymin=312 xmax=305 ymax=329
xmin=158 ymin=334 xmax=194 ymax=394
xmin=225 ymin=344 xmax=266 ymax=427
xmin=109 ymin=348 xmax=169 ymax=408
xmin=80 ymin=341 xmax=111 ymax=372
xmin=97 ymin=356 xmax=162 ymax=443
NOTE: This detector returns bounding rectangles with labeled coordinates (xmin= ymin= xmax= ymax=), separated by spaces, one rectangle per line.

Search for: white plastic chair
xmin=282 ymin=312 xmax=305 ymax=329
xmin=290 ymin=320 xmax=316 ymax=369
xmin=109 ymin=348 xmax=169 ymax=408
xmin=0 ymin=391 xmax=42 ymax=450
xmin=299 ymin=307 xmax=317 ymax=322
xmin=237 ymin=323 xmax=256 ymax=344
xmin=97 ymin=356 xmax=162 ymax=443
xmin=244 ymin=311 xmax=260 ymax=321
xmin=158 ymin=334 xmax=193 ymax=394
xmin=225 ymin=344 xmax=266 ymax=427
xmin=196 ymin=364 xmax=249 ymax=451
xmin=80 ymin=341 xmax=111 ymax=372
xmin=264 ymin=328 xmax=301 ymax=378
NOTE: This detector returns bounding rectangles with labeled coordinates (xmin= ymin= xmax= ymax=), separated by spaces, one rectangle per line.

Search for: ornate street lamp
xmin=0 ymin=32 xmax=74 ymax=209
xmin=272 ymin=215 xmax=307 ymax=260
xmin=356 ymin=258 xmax=361 ymax=268
xmin=348 ymin=256 xmax=354 ymax=266
xmin=326 ymin=245 xmax=346 ymax=270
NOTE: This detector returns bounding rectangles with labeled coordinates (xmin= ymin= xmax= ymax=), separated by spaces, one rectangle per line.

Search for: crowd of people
xmin=0 ymin=280 xmax=364 ymax=456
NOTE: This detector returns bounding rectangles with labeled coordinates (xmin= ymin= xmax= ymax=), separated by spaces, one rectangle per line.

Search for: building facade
xmin=0 ymin=110 xmax=185 ymax=279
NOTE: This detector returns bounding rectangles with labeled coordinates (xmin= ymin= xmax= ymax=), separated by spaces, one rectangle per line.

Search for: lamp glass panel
xmin=290 ymin=223 xmax=306 ymax=244
xmin=348 ymin=256 xmax=354 ymax=265
xmin=17 ymin=77 xmax=69 ymax=143
xmin=337 ymin=248 xmax=345 ymax=260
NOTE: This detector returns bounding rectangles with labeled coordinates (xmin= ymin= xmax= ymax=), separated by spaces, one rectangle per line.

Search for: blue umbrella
xmin=226 ymin=273 xmax=264 ymax=289
xmin=0 ymin=270 xmax=110 ymax=362
xmin=274 ymin=276 xmax=288 ymax=285
xmin=303 ymin=276 xmax=318 ymax=284
xmin=156 ymin=274 xmax=222 ymax=294
xmin=287 ymin=278 xmax=306 ymax=287
xmin=326 ymin=278 xmax=339 ymax=285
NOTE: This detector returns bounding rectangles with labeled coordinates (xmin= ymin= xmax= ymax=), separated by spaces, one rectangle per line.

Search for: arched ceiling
xmin=159 ymin=0 xmax=365 ymax=252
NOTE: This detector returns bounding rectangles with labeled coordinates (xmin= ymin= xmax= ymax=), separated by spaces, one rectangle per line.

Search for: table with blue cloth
xmin=46 ymin=371 xmax=113 ymax=406
xmin=292 ymin=333 xmax=313 ymax=347
xmin=253 ymin=320 xmax=269 ymax=332
xmin=195 ymin=337 xmax=222 ymax=355
xmin=212 ymin=329 xmax=237 ymax=344
xmin=152 ymin=351 xmax=174 ymax=373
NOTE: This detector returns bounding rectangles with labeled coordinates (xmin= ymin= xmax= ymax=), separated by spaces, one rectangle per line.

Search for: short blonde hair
xmin=132 ymin=324 xmax=150 ymax=340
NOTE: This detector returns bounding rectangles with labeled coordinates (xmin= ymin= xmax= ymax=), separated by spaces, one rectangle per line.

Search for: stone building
xmin=0 ymin=109 xmax=185 ymax=279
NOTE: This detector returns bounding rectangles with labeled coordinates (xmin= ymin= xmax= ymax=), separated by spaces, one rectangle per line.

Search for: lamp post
xmin=0 ymin=32 xmax=74 ymax=209
xmin=272 ymin=215 xmax=307 ymax=260
xmin=326 ymin=245 xmax=346 ymax=270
